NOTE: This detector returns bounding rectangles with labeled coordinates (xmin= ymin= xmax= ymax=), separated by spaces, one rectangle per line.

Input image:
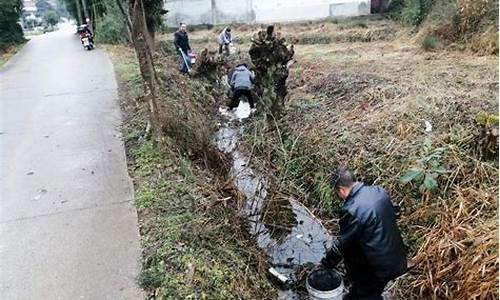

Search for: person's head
xmin=330 ymin=167 xmax=357 ymax=200
xmin=226 ymin=27 xmax=231 ymax=33
xmin=179 ymin=23 xmax=187 ymax=32
xmin=236 ymin=61 xmax=248 ymax=69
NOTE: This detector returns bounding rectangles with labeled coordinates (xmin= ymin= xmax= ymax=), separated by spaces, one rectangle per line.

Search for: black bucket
xmin=306 ymin=268 xmax=344 ymax=299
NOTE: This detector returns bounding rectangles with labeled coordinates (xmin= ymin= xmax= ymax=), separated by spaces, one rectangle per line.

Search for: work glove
xmin=321 ymin=241 xmax=342 ymax=269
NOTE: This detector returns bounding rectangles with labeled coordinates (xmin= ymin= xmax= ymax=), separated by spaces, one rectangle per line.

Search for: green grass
xmin=130 ymin=139 xmax=274 ymax=299
xmin=107 ymin=44 xmax=275 ymax=299
xmin=105 ymin=45 xmax=144 ymax=99
xmin=421 ymin=35 xmax=440 ymax=51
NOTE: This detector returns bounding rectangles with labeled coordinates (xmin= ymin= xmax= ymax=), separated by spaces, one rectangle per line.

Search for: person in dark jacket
xmin=78 ymin=25 xmax=94 ymax=44
xmin=322 ymin=168 xmax=407 ymax=300
xmin=229 ymin=63 xmax=255 ymax=111
xmin=173 ymin=23 xmax=192 ymax=73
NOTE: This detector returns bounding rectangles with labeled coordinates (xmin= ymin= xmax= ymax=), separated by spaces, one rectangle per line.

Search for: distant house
xmin=165 ymin=0 xmax=371 ymax=27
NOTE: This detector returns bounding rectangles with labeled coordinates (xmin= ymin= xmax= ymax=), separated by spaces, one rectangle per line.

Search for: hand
xmin=178 ymin=48 xmax=182 ymax=52
xmin=321 ymin=257 xmax=335 ymax=269
xmin=321 ymin=242 xmax=342 ymax=269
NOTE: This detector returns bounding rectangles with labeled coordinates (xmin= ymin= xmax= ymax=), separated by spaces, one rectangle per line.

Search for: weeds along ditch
xmin=107 ymin=45 xmax=276 ymax=299
xmin=107 ymin=14 xmax=498 ymax=299
xmin=244 ymin=37 xmax=499 ymax=299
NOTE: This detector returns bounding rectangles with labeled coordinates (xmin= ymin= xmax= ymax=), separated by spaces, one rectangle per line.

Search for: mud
xmin=308 ymin=269 xmax=342 ymax=291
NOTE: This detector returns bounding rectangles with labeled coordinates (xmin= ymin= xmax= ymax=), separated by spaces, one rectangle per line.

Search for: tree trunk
xmin=211 ymin=0 xmax=217 ymax=24
xmin=127 ymin=0 xmax=161 ymax=138
xmin=75 ymin=0 xmax=83 ymax=25
xmin=80 ymin=0 xmax=93 ymax=32
xmin=116 ymin=0 xmax=133 ymax=43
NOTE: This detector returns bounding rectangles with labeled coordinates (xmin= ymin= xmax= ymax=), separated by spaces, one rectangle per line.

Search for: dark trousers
xmin=344 ymin=278 xmax=389 ymax=300
xmin=179 ymin=50 xmax=190 ymax=73
xmin=219 ymin=44 xmax=229 ymax=54
xmin=230 ymin=89 xmax=254 ymax=109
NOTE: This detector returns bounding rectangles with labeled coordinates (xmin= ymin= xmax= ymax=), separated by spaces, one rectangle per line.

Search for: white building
xmin=23 ymin=0 xmax=38 ymax=14
xmin=165 ymin=0 xmax=371 ymax=27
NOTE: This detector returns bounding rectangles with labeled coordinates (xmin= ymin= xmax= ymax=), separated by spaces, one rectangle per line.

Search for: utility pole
xmin=211 ymin=0 xmax=216 ymax=25
xmin=75 ymin=0 xmax=83 ymax=25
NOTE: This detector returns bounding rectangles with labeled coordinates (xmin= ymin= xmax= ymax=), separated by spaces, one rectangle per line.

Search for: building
xmin=165 ymin=0 xmax=371 ymax=27
xmin=23 ymin=0 xmax=38 ymax=14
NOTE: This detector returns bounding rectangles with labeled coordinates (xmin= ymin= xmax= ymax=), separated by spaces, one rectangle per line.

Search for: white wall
xmin=165 ymin=0 xmax=370 ymax=26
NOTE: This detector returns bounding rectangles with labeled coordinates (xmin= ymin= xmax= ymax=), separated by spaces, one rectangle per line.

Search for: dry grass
xmin=241 ymin=19 xmax=498 ymax=299
xmin=143 ymin=15 xmax=498 ymax=299
xmin=106 ymin=44 xmax=276 ymax=299
xmin=0 ymin=43 xmax=25 ymax=67
xmin=407 ymin=188 xmax=498 ymax=299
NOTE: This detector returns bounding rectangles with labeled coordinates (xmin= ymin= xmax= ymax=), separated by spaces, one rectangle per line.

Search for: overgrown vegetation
xmin=150 ymin=15 xmax=499 ymax=298
xmin=421 ymin=35 xmax=440 ymax=50
xmin=0 ymin=0 xmax=26 ymax=52
xmin=389 ymin=0 xmax=499 ymax=54
xmin=106 ymin=44 xmax=275 ymax=299
xmin=240 ymin=20 xmax=499 ymax=298
xmin=103 ymin=2 xmax=498 ymax=298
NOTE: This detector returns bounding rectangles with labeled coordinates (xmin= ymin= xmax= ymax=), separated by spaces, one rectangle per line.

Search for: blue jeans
xmin=179 ymin=50 xmax=191 ymax=73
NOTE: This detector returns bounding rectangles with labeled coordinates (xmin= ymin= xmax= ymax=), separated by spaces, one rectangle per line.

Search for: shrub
xmin=95 ymin=12 xmax=128 ymax=44
xmin=401 ymin=0 xmax=434 ymax=26
xmin=0 ymin=0 xmax=25 ymax=51
xmin=421 ymin=35 xmax=440 ymax=50
xmin=43 ymin=10 xmax=59 ymax=27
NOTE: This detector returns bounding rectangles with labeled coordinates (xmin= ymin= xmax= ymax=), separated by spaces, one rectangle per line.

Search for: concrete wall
xmin=165 ymin=0 xmax=370 ymax=26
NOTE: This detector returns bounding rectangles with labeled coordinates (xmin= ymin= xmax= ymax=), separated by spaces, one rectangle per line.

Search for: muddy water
xmin=216 ymin=103 xmax=333 ymax=299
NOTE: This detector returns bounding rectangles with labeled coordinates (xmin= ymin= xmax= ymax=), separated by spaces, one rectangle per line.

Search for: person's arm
xmin=173 ymin=33 xmax=180 ymax=51
xmin=337 ymin=210 xmax=362 ymax=251
xmin=230 ymin=71 xmax=237 ymax=88
xmin=321 ymin=210 xmax=362 ymax=268
xmin=249 ymin=69 xmax=255 ymax=83
xmin=186 ymin=35 xmax=191 ymax=52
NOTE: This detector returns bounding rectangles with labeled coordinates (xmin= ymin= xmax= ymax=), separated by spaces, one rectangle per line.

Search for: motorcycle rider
xmin=217 ymin=27 xmax=232 ymax=54
xmin=173 ymin=23 xmax=192 ymax=74
xmin=79 ymin=25 xmax=94 ymax=46
xmin=322 ymin=168 xmax=407 ymax=300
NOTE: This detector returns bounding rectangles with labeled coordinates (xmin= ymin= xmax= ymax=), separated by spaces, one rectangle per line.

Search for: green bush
xmin=0 ymin=0 xmax=25 ymax=51
xmin=421 ymin=35 xmax=440 ymax=50
xmin=389 ymin=0 xmax=435 ymax=26
xmin=43 ymin=10 xmax=59 ymax=26
xmin=95 ymin=13 xmax=128 ymax=44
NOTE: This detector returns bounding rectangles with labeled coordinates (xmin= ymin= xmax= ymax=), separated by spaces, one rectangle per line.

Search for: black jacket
xmin=173 ymin=30 xmax=191 ymax=53
xmin=325 ymin=183 xmax=407 ymax=281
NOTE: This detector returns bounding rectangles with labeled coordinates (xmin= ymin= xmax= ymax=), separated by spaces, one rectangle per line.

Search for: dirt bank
xmin=109 ymin=13 xmax=498 ymax=299
xmin=105 ymin=44 xmax=276 ymax=299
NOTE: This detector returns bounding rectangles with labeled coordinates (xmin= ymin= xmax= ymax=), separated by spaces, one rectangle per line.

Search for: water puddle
xmin=216 ymin=103 xmax=333 ymax=299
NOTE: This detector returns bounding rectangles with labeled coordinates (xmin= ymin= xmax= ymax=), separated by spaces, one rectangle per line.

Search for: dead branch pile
xmin=249 ymin=26 xmax=294 ymax=117
xmin=153 ymin=51 xmax=229 ymax=170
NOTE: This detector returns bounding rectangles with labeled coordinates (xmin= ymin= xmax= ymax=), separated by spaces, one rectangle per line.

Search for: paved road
xmin=0 ymin=24 xmax=143 ymax=299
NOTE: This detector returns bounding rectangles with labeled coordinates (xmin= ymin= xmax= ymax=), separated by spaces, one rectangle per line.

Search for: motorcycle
xmin=80 ymin=32 xmax=94 ymax=51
